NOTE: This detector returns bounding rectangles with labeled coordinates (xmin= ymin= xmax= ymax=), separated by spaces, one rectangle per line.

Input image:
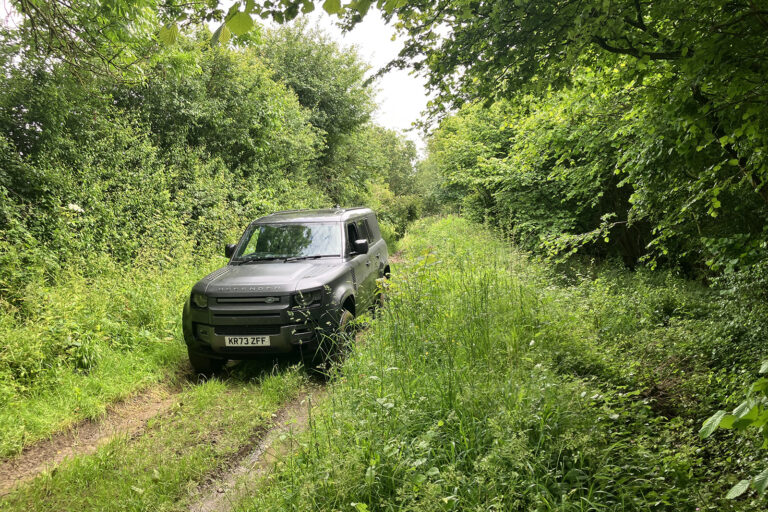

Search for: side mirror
xmin=225 ymin=243 xmax=237 ymax=259
xmin=353 ymin=239 xmax=369 ymax=255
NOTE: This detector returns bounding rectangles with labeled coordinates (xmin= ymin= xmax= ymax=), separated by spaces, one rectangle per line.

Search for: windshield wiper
xmin=283 ymin=254 xmax=337 ymax=262
xmin=237 ymin=256 xmax=284 ymax=264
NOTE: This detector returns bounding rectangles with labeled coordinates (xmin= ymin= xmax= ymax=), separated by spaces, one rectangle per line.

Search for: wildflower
xmin=67 ymin=203 xmax=84 ymax=213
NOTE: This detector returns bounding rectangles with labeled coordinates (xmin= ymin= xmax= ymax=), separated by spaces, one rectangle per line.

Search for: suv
xmin=182 ymin=207 xmax=389 ymax=373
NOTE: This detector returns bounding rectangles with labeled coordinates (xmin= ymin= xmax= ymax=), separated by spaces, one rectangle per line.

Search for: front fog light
xmin=192 ymin=293 xmax=208 ymax=308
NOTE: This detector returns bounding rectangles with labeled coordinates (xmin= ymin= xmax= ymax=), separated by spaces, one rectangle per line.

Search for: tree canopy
xmin=6 ymin=0 xmax=768 ymax=271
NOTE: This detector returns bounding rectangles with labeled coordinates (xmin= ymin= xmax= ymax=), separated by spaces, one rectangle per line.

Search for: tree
xmin=258 ymin=21 xmax=373 ymax=150
xmin=257 ymin=21 xmax=375 ymax=201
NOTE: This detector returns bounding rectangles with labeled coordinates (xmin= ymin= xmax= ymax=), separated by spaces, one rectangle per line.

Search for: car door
xmin=365 ymin=213 xmax=387 ymax=277
xmin=354 ymin=219 xmax=378 ymax=306
xmin=346 ymin=221 xmax=373 ymax=310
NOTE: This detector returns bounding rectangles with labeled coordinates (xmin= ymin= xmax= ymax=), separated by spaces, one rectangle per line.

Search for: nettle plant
xmin=700 ymin=360 xmax=768 ymax=499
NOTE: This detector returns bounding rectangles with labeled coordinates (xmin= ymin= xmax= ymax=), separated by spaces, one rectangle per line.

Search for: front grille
xmin=215 ymin=325 xmax=281 ymax=336
xmin=212 ymin=313 xmax=281 ymax=319
xmin=216 ymin=296 xmax=282 ymax=304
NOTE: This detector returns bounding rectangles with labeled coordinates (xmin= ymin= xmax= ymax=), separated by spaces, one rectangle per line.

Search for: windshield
xmin=233 ymin=222 xmax=342 ymax=261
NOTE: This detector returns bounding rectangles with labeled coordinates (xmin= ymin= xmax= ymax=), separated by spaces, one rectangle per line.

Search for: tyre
xmin=306 ymin=308 xmax=354 ymax=376
xmin=187 ymin=347 xmax=225 ymax=374
xmin=373 ymin=276 xmax=389 ymax=317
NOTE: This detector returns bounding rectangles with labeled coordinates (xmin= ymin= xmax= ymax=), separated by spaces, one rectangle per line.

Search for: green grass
xmin=229 ymin=216 xmax=766 ymax=511
xmin=3 ymin=215 xmax=765 ymax=510
xmin=1 ymin=362 xmax=307 ymax=511
xmin=0 ymin=255 xmax=223 ymax=457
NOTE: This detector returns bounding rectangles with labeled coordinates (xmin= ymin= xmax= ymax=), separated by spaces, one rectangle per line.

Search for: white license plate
xmin=224 ymin=335 xmax=271 ymax=347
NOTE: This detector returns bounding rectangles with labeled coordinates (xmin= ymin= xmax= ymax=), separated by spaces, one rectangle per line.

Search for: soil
xmin=187 ymin=386 xmax=327 ymax=512
xmin=0 ymin=385 xmax=180 ymax=496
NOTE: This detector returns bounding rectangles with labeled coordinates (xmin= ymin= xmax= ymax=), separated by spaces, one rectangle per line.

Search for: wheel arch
xmin=342 ymin=294 xmax=356 ymax=316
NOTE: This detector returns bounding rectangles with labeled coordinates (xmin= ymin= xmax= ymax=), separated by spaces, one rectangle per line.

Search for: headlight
xmin=292 ymin=289 xmax=322 ymax=308
xmin=191 ymin=292 xmax=208 ymax=308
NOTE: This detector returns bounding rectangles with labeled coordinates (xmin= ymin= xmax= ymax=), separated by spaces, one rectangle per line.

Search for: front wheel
xmin=187 ymin=347 xmax=225 ymax=375
xmin=373 ymin=276 xmax=389 ymax=317
xmin=306 ymin=309 xmax=354 ymax=376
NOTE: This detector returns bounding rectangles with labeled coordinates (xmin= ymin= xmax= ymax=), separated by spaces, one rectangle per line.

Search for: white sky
xmin=296 ymin=10 xmax=430 ymax=153
xmin=1 ymin=0 xmax=18 ymax=26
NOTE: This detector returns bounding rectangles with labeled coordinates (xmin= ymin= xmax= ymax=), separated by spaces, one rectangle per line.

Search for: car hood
xmin=193 ymin=260 xmax=344 ymax=295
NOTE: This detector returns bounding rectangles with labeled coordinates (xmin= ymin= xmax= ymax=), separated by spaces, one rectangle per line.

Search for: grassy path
xmin=0 ymin=362 xmax=308 ymax=511
xmin=225 ymin=216 xmax=762 ymax=511
xmin=0 ymin=259 xmax=221 ymax=458
xmin=2 ymin=217 xmax=763 ymax=510
xmin=188 ymin=386 xmax=326 ymax=512
xmin=0 ymin=382 xmax=181 ymax=496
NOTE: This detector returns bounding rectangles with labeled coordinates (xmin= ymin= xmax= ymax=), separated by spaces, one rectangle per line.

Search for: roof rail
xmin=268 ymin=206 xmax=369 ymax=216
xmin=267 ymin=208 xmax=311 ymax=215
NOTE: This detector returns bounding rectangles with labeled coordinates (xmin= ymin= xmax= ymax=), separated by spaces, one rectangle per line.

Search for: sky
xmin=1 ymin=0 xmax=17 ymax=25
xmin=293 ymin=10 xmax=430 ymax=153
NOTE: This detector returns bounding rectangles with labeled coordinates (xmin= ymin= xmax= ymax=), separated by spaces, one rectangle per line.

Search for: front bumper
xmin=182 ymin=295 xmax=339 ymax=359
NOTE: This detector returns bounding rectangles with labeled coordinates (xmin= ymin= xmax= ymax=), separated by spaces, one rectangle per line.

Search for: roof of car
xmin=253 ymin=207 xmax=373 ymax=224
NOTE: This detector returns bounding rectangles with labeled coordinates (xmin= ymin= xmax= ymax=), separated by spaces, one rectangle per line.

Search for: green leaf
xmin=226 ymin=12 xmax=254 ymax=36
xmin=323 ymin=0 xmax=342 ymax=14
xmin=751 ymin=378 xmax=768 ymax=395
xmin=731 ymin=404 xmax=759 ymax=429
xmin=700 ymin=410 xmax=726 ymax=438
xmin=382 ymin=0 xmax=406 ymax=13
xmin=759 ymin=360 xmax=768 ymax=374
xmin=301 ymin=1 xmax=315 ymax=14
xmin=752 ymin=468 xmax=768 ymax=495
xmin=158 ymin=24 xmax=179 ymax=45
xmin=719 ymin=414 xmax=736 ymax=429
xmin=733 ymin=400 xmax=752 ymax=417
xmin=726 ymin=479 xmax=750 ymax=499
xmin=211 ymin=24 xmax=232 ymax=46
xmin=365 ymin=465 xmax=375 ymax=484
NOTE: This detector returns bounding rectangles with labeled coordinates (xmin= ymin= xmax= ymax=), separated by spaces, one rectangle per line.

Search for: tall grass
xmin=0 ymin=255 xmax=223 ymax=457
xmin=234 ymin=216 xmax=763 ymax=511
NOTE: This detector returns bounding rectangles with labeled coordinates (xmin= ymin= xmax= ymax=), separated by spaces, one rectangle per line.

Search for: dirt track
xmin=187 ymin=386 xmax=326 ymax=512
xmin=0 ymin=384 xmax=180 ymax=496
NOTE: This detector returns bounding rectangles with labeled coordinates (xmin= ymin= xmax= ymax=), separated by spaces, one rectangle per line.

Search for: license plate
xmin=224 ymin=335 xmax=271 ymax=347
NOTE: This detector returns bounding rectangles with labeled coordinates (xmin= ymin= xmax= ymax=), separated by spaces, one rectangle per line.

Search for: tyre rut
xmin=187 ymin=386 xmax=327 ymax=512
xmin=0 ymin=383 xmax=181 ymax=496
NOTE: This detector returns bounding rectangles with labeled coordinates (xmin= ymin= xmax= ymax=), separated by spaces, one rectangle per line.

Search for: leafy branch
xmin=700 ymin=360 xmax=768 ymax=499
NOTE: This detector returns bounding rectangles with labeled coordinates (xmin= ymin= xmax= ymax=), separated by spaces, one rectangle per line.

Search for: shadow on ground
xmin=189 ymin=353 xmax=332 ymax=388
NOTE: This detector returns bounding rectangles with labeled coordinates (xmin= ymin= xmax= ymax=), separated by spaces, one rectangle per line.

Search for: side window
xmin=366 ymin=214 xmax=381 ymax=241
xmin=356 ymin=219 xmax=372 ymax=243
xmin=346 ymin=223 xmax=359 ymax=253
